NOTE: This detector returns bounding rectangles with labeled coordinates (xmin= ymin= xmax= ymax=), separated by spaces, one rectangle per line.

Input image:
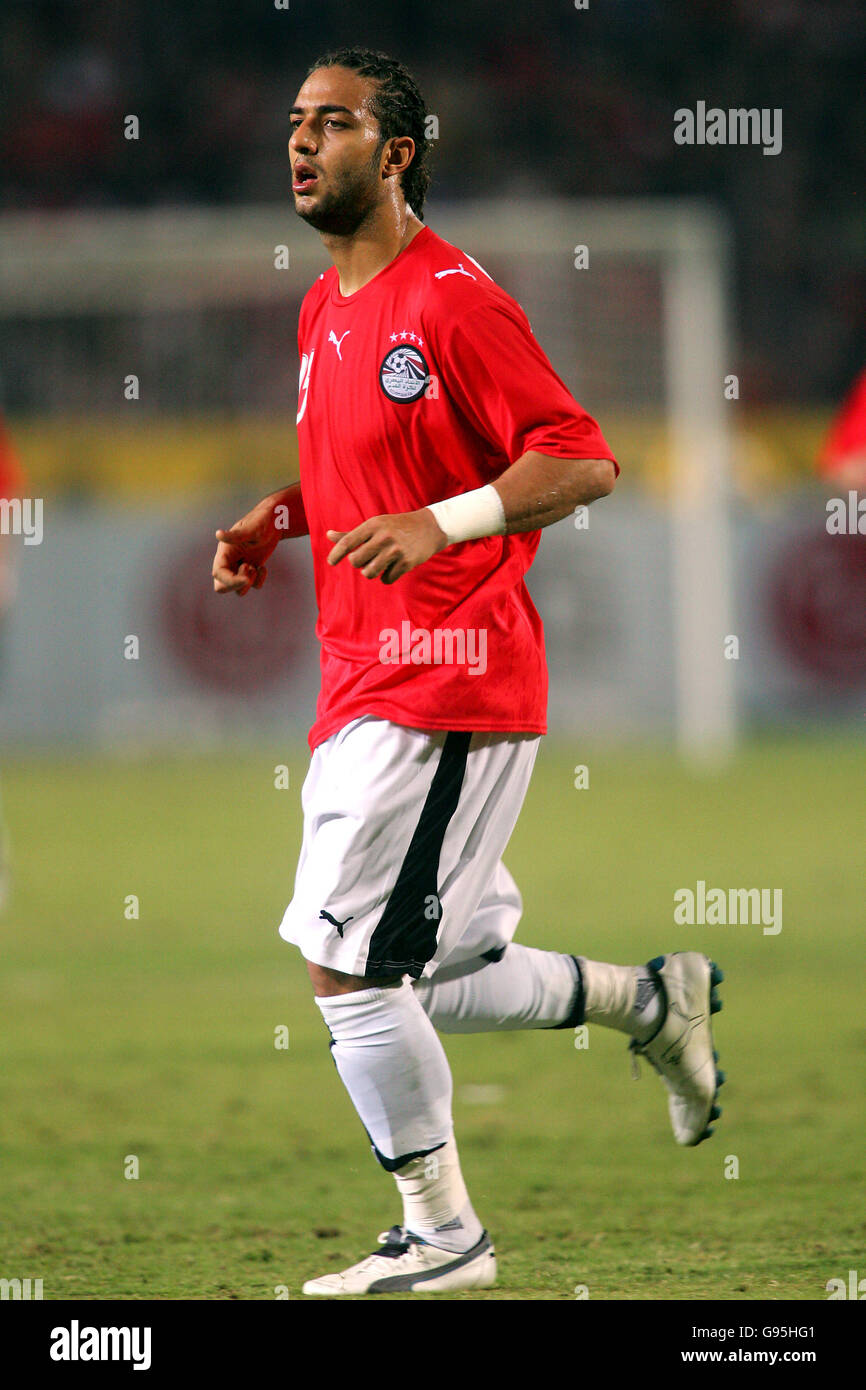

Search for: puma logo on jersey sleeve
xmin=434 ymin=262 xmax=477 ymax=281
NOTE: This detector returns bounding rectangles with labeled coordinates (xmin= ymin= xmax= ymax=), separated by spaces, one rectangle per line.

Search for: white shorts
xmin=278 ymin=715 xmax=540 ymax=980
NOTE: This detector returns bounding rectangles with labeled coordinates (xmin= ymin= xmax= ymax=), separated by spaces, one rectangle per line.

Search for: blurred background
xmin=0 ymin=0 xmax=864 ymax=752
xmin=1 ymin=0 xmax=864 ymax=1304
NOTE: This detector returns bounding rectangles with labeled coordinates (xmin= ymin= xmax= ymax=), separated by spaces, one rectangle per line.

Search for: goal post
xmin=661 ymin=210 xmax=736 ymax=765
xmin=0 ymin=198 xmax=736 ymax=757
xmin=435 ymin=198 xmax=737 ymax=763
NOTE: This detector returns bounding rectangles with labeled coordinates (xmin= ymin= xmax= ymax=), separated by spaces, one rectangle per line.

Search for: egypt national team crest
xmin=379 ymin=342 xmax=430 ymax=403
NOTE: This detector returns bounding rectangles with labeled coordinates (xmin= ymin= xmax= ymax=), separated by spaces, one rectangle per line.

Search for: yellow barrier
xmin=8 ymin=410 xmax=833 ymax=500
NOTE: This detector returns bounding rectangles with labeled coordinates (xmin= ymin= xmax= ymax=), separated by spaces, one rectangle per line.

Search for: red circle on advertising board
xmin=160 ymin=535 xmax=308 ymax=692
xmin=769 ymin=527 xmax=866 ymax=684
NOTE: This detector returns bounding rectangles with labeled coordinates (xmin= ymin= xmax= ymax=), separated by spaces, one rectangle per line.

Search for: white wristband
xmin=426 ymin=484 xmax=506 ymax=545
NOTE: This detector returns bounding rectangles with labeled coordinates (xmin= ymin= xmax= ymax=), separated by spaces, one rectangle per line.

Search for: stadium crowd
xmin=1 ymin=0 xmax=863 ymax=401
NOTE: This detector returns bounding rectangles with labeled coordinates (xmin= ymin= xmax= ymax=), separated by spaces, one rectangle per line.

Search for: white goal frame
xmin=0 ymin=198 xmax=736 ymax=760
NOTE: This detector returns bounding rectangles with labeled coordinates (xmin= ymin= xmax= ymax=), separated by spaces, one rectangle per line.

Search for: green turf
xmin=0 ymin=736 xmax=863 ymax=1300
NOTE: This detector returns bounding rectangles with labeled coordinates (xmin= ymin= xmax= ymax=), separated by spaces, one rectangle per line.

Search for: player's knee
xmin=304 ymin=959 xmax=400 ymax=996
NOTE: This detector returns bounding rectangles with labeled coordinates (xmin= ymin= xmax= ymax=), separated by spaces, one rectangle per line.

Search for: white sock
xmin=414 ymin=944 xmax=580 ymax=1032
xmin=315 ymin=978 xmax=455 ymax=1166
xmin=315 ymin=980 xmax=483 ymax=1254
xmin=393 ymin=1136 xmax=484 ymax=1254
xmin=578 ymin=957 xmax=664 ymax=1042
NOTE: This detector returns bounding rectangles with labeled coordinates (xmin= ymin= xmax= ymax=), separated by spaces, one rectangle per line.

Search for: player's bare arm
xmin=212 ymin=481 xmax=308 ymax=596
xmin=325 ymin=449 xmax=616 ymax=584
xmin=490 ymin=449 xmax=616 ymax=532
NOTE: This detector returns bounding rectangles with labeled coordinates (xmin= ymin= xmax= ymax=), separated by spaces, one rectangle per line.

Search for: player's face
xmin=289 ymin=67 xmax=387 ymax=234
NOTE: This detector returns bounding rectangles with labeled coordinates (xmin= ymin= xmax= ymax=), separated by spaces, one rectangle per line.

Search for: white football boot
xmin=628 ymin=952 xmax=725 ymax=1146
xmin=302 ymin=1226 xmax=496 ymax=1296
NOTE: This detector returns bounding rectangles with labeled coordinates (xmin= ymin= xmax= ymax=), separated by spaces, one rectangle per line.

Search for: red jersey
xmin=296 ymin=224 xmax=616 ymax=751
xmin=0 ymin=416 xmax=26 ymax=500
xmin=818 ymin=368 xmax=866 ymax=479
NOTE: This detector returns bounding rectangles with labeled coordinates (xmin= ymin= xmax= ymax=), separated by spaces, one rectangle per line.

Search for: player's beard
xmin=293 ymin=144 xmax=384 ymax=236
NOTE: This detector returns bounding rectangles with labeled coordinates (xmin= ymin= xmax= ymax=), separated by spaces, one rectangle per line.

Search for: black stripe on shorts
xmin=365 ymin=730 xmax=471 ymax=980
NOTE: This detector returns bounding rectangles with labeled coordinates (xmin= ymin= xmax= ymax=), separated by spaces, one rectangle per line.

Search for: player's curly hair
xmin=305 ymin=48 xmax=432 ymax=219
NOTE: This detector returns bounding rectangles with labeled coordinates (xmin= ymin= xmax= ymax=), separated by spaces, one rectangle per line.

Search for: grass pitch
xmin=1 ymin=736 xmax=863 ymax=1300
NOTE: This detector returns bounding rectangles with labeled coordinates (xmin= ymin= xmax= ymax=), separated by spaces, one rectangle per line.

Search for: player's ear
xmin=382 ymin=135 xmax=415 ymax=181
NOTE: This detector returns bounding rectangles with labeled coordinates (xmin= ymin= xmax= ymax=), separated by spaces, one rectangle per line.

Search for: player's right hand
xmin=212 ymin=506 xmax=280 ymax=597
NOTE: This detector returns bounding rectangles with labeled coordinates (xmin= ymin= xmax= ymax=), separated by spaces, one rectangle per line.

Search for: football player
xmin=212 ymin=48 xmax=724 ymax=1296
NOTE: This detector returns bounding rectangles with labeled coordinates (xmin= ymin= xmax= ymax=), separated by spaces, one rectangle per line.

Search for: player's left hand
xmin=326 ymin=509 xmax=448 ymax=584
